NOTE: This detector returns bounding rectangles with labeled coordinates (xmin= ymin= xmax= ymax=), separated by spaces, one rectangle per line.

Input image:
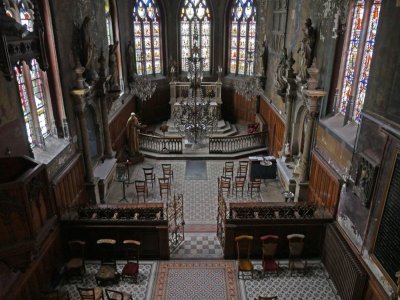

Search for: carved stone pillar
xmin=281 ymin=53 xmax=296 ymax=159
xmin=297 ymin=90 xmax=326 ymax=183
xmin=71 ymin=89 xmax=95 ymax=185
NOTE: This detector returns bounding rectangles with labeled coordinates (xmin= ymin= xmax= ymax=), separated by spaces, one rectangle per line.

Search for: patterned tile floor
xmin=59 ymin=260 xmax=340 ymax=300
xmin=106 ymin=158 xmax=285 ymax=225
xmin=96 ymin=159 xmax=341 ymax=299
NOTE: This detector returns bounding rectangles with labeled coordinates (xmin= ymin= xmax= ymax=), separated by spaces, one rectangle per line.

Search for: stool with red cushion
xmin=121 ymin=240 xmax=141 ymax=283
xmin=260 ymin=235 xmax=280 ymax=276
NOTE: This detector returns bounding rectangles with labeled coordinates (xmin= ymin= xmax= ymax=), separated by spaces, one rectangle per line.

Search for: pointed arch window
xmin=229 ymin=0 xmax=257 ymax=75
xmin=8 ymin=2 xmax=53 ymax=146
xmin=180 ymin=0 xmax=211 ymax=72
xmin=132 ymin=0 xmax=162 ymax=75
xmin=339 ymin=0 xmax=382 ymax=123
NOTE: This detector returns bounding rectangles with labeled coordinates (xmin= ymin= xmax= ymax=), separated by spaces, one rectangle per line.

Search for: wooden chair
xmin=161 ymin=164 xmax=174 ymax=183
xmin=95 ymin=239 xmax=119 ymax=286
xmin=158 ymin=177 xmax=171 ymax=200
xmin=247 ymin=178 xmax=261 ymax=198
xmin=104 ymin=289 xmax=132 ymax=300
xmin=235 ymin=235 xmax=254 ymax=279
xmin=260 ymin=235 xmax=279 ymax=276
xmin=287 ymin=234 xmax=307 ymax=275
xmin=233 ymin=176 xmax=246 ymax=197
xmin=121 ymin=240 xmax=141 ymax=283
xmin=77 ymin=287 xmax=103 ymax=300
xmin=135 ymin=180 xmax=147 ymax=202
xmin=223 ymin=161 xmax=234 ymax=180
xmin=218 ymin=176 xmax=231 ymax=196
xmin=237 ymin=161 xmax=249 ymax=179
xmin=143 ymin=167 xmax=156 ymax=189
xmin=66 ymin=240 xmax=86 ymax=282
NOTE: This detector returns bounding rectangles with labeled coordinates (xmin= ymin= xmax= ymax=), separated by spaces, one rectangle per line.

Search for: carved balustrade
xmin=139 ymin=133 xmax=183 ymax=154
xmin=209 ymin=131 xmax=266 ymax=154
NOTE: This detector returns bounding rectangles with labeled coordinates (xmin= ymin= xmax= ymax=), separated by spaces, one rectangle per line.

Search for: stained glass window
xmin=229 ymin=0 xmax=257 ymax=75
xmin=354 ymin=0 xmax=382 ymax=122
xmin=8 ymin=2 xmax=52 ymax=147
xmin=180 ymin=0 xmax=211 ymax=72
xmin=339 ymin=0 xmax=382 ymax=123
xmin=133 ymin=0 xmax=162 ymax=75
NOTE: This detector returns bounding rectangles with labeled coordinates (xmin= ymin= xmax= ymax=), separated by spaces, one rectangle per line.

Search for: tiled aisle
xmin=106 ymin=158 xmax=285 ymax=225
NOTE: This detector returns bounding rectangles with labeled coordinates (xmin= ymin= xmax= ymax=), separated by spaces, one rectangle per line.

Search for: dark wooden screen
xmin=374 ymin=153 xmax=400 ymax=283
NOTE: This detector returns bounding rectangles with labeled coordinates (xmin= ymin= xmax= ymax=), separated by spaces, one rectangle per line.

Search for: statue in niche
xmin=127 ymin=40 xmax=135 ymax=82
xmin=126 ymin=112 xmax=141 ymax=156
xmin=297 ymin=18 xmax=316 ymax=82
xmin=80 ymin=16 xmax=98 ymax=84
xmin=168 ymin=56 xmax=177 ymax=82
xmin=257 ymin=39 xmax=268 ymax=77
xmin=108 ymin=41 xmax=120 ymax=91
xmin=0 ymin=6 xmax=29 ymax=37
xmin=275 ymin=47 xmax=288 ymax=96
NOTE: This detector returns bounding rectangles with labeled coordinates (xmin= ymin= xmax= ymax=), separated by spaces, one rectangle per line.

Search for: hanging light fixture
xmin=173 ymin=22 xmax=218 ymax=145
xmin=233 ymin=51 xmax=263 ymax=101
xmin=129 ymin=72 xmax=157 ymax=102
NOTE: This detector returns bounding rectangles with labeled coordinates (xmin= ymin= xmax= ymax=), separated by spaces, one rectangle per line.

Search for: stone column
xmin=297 ymin=90 xmax=326 ymax=182
xmin=281 ymin=53 xmax=296 ymax=158
xmin=71 ymin=89 xmax=95 ymax=184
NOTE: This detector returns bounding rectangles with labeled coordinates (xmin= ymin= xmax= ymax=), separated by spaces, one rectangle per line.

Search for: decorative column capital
xmin=303 ymin=90 xmax=326 ymax=114
xmin=71 ymin=89 xmax=89 ymax=114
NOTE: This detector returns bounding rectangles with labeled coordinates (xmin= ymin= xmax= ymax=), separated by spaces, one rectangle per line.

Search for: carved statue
xmin=126 ymin=112 xmax=141 ymax=155
xmin=275 ymin=47 xmax=288 ymax=95
xmin=127 ymin=40 xmax=135 ymax=82
xmin=297 ymin=18 xmax=316 ymax=81
xmin=0 ymin=13 xmax=29 ymax=38
xmin=81 ymin=16 xmax=98 ymax=83
xmin=108 ymin=41 xmax=119 ymax=91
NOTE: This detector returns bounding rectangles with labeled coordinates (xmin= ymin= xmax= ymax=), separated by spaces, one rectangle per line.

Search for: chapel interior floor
xmin=105 ymin=157 xmax=287 ymax=226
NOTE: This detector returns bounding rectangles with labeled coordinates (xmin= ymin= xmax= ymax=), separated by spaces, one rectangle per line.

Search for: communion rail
xmin=139 ymin=133 xmax=183 ymax=154
xmin=209 ymin=131 xmax=266 ymax=154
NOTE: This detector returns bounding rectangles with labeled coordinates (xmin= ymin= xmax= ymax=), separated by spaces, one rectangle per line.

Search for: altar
xmin=248 ymin=156 xmax=277 ymax=181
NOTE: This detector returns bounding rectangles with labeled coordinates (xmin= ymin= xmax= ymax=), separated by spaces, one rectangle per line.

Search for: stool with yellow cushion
xmin=95 ymin=239 xmax=119 ymax=286
xmin=235 ymin=235 xmax=254 ymax=279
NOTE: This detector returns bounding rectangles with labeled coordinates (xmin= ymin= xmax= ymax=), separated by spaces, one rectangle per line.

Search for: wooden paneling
xmin=322 ymin=224 xmax=367 ymax=300
xmin=223 ymin=218 xmax=332 ymax=259
xmin=259 ymin=99 xmax=285 ymax=157
xmin=221 ymin=86 xmax=257 ymax=124
xmin=61 ymin=220 xmax=170 ymax=259
xmin=363 ymin=277 xmax=388 ymax=300
xmin=3 ymin=229 xmax=63 ymax=300
xmin=0 ymin=156 xmax=55 ymax=270
xmin=308 ymin=152 xmax=341 ymax=216
xmin=51 ymin=153 xmax=87 ymax=216
xmin=109 ymin=96 xmax=136 ymax=153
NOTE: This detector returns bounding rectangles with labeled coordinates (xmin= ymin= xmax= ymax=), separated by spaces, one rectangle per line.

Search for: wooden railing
xmin=139 ymin=133 xmax=183 ymax=154
xmin=209 ymin=131 xmax=266 ymax=153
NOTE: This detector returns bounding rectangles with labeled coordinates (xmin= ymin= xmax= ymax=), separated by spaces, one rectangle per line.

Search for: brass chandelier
xmin=233 ymin=51 xmax=263 ymax=101
xmin=173 ymin=23 xmax=218 ymax=144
